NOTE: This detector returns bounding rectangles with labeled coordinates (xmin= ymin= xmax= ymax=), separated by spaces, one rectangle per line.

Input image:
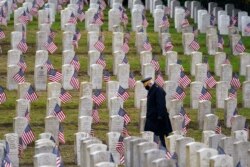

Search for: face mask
xmin=145 ymin=85 xmax=150 ymax=90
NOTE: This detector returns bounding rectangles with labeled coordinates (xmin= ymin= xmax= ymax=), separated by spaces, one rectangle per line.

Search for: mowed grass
xmin=0 ymin=6 xmax=249 ymax=166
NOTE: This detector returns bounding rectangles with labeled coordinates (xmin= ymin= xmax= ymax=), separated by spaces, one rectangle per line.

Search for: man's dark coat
xmin=144 ymin=83 xmax=173 ymax=136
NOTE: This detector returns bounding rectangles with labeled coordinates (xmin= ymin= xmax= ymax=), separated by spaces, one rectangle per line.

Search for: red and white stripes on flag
xmin=53 ymin=104 xmax=66 ymax=122
xmin=205 ymin=71 xmax=217 ymax=88
xmin=70 ymin=71 xmax=80 ymax=89
xmin=0 ymin=86 xmax=6 ymax=104
xmin=96 ymin=54 xmax=106 ymax=68
xmin=48 ymin=69 xmax=62 ymax=82
xmin=25 ymin=85 xmax=38 ymax=102
xmin=128 ymin=72 xmax=136 ymax=89
xmin=230 ymin=73 xmax=241 ymax=89
xmin=18 ymin=11 xmax=29 ymax=24
xmin=58 ymin=124 xmax=65 ymax=144
xmin=121 ymin=42 xmax=129 ymax=54
xmin=17 ymin=38 xmax=28 ymax=53
xmin=173 ymin=86 xmax=186 ymax=100
xmin=0 ymin=28 xmax=5 ymax=39
xmin=44 ymin=37 xmax=57 ymax=54
xmin=59 ymin=88 xmax=72 ymax=103
xmin=143 ymin=38 xmax=152 ymax=52
xmin=215 ymin=122 xmax=222 ymax=134
xmin=94 ymin=38 xmax=105 ymax=52
xmin=70 ymin=54 xmax=80 ymax=71
xmin=92 ymin=105 xmax=100 ymax=123
xmin=189 ymin=38 xmax=200 ymax=51
xmin=155 ymin=72 xmax=164 ymax=87
xmin=21 ymin=124 xmax=35 ymax=145
xmin=234 ymin=40 xmax=245 ymax=53
xmin=165 ymin=40 xmax=174 ymax=52
xmin=68 ymin=12 xmax=77 ymax=24
xmin=178 ymin=71 xmax=191 ymax=88
xmin=199 ymin=86 xmax=212 ymax=100
xmin=150 ymin=55 xmax=160 ymax=71
xmin=92 ymin=89 xmax=106 ymax=106
xmin=117 ymin=86 xmax=130 ymax=101
xmin=13 ymin=69 xmax=25 ymax=83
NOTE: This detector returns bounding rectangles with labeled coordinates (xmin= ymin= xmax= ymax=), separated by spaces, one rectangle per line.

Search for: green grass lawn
xmin=0 ymin=6 xmax=249 ymax=166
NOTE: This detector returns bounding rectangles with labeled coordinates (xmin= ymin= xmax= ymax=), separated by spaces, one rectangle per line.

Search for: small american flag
xmin=45 ymin=58 xmax=54 ymax=72
xmin=18 ymin=137 xmax=24 ymax=154
xmin=103 ymin=70 xmax=110 ymax=82
xmin=70 ymin=54 xmax=80 ymax=71
xmin=0 ymin=28 xmax=5 ymax=39
xmin=120 ymin=12 xmax=128 ymax=25
xmin=121 ymin=42 xmax=129 ymax=54
xmin=165 ymin=147 xmax=172 ymax=159
xmin=155 ymin=71 xmax=164 ymax=87
xmin=199 ymin=86 xmax=212 ymax=100
xmin=228 ymin=86 xmax=237 ymax=99
xmin=70 ymin=71 xmax=80 ymax=89
xmin=218 ymin=34 xmax=224 ymax=50
xmin=44 ymin=37 xmax=57 ymax=54
xmin=189 ymin=38 xmax=200 ymax=51
xmin=181 ymin=17 xmax=190 ymax=28
xmin=37 ymin=0 xmax=44 ymax=7
xmin=215 ymin=122 xmax=222 ymax=134
xmin=210 ymin=14 xmax=216 ymax=26
xmin=92 ymin=89 xmax=106 ymax=106
xmin=230 ymin=73 xmax=241 ymax=89
xmin=30 ymin=5 xmax=38 ymax=16
xmin=184 ymin=7 xmax=190 ymax=17
xmin=151 ymin=55 xmax=160 ymax=71
xmin=58 ymin=124 xmax=65 ymax=144
xmin=68 ymin=12 xmax=77 ymax=24
xmin=25 ymin=85 xmax=38 ymax=102
xmin=143 ymin=38 xmax=152 ymax=51
xmin=122 ymin=55 xmax=128 ymax=64
xmin=128 ymin=72 xmax=136 ymax=89
xmin=178 ymin=71 xmax=191 ymax=88
xmin=230 ymin=15 xmax=237 ymax=27
xmin=118 ymin=107 xmax=131 ymax=125
xmin=182 ymin=119 xmax=187 ymax=134
xmin=17 ymin=55 xmax=27 ymax=72
xmin=244 ymin=23 xmax=250 ymax=33
xmin=2 ymin=155 xmax=12 ymax=167
xmin=165 ymin=39 xmax=174 ymax=52
xmin=18 ymin=11 xmax=29 ymax=24
xmin=116 ymin=135 xmax=125 ymax=155
xmin=49 ymin=28 xmax=56 ymax=40
xmin=52 ymin=146 xmax=62 ymax=167
xmin=142 ymin=14 xmax=148 ymax=27
xmin=94 ymin=37 xmax=105 ymax=52
xmin=0 ymin=86 xmax=7 ymax=104
xmin=17 ymin=38 xmax=28 ymax=53
xmin=160 ymin=15 xmax=170 ymax=27
xmin=77 ymin=7 xmax=85 ymax=21
xmin=117 ymin=86 xmax=129 ymax=101
xmin=53 ymin=104 xmax=66 ymax=122
xmin=48 ymin=69 xmax=62 ymax=82
xmin=122 ymin=123 xmax=129 ymax=137
xmin=72 ymin=35 xmax=78 ymax=49
xmin=21 ymin=124 xmax=35 ymax=145
xmin=235 ymin=40 xmax=245 ymax=53
xmin=25 ymin=108 xmax=30 ymax=121
xmin=13 ymin=69 xmax=25 ymax=83
xmin=205 ymin=71 xmax=216 ymax=88
xmin=11 ymin=0 xmax=18 ymax=10
xmin=92 ymin=12 xmax=103 ymax=25
xmin=173 ymin=86 xmax=186 ymax=100
xmin=75 ymin=29 xmax=81 ymax=41
xmin=59 ymin=87 xmax=72 ymax=103
xmin=96 ymin=54 xmax=106 ymax=68
xmin=217 ymin=145 xmax=225 ymax=154
xmin=92 ymin=105 xmax=100 ymax=124
xmin=124 ymin=31 xmax=130 ymax=41
xmin=179 ymin=107 xmax=191 ymax=126
xmin=223 ymin=55 xmax=231 ymax=65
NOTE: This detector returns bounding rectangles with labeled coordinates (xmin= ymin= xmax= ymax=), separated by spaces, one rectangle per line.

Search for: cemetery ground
xmin=0 ymin=6 xmax=250 ymax=167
